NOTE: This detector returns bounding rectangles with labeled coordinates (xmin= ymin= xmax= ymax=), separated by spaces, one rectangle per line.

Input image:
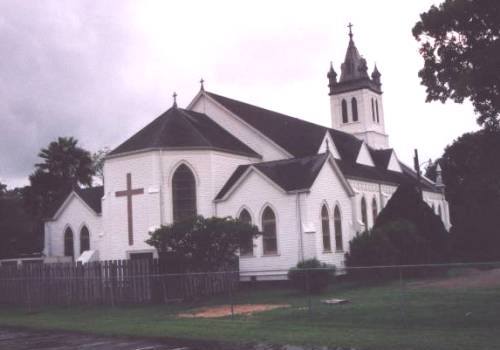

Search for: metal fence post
xmin=229 ymin=271 xmax=235 ymax=320
xmin=306 ymin=269 xmax=312 ymax=317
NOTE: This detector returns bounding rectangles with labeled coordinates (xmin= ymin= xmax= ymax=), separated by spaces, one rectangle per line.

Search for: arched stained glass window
xmin=352 ymin=97 xmax=358 ymax=121
xmin=341 ymin=99 xmax=348 ymax=123
xmin=80 ymin=226 xmax=90 ymax=254
xmin=64 ymin=227 xmax=74 ymax=259
xmin=262 ymin=207 xmax=277 ymax=255
xmin=172 ymin=164 xmax=197 ymax=222
xmin=361 ymin=197 xmax=368 ymax=229
xmin=334 ymin=206 xmax=343 ymax=251
xmin=239 ymin=209 xmax=253 ymax=256
xmin=321 ymin=205 xmax=331 ymax=252
xmin=371 ymin=98 xmax=376 ymax=121
xmin=372 ymin=197 xmax=378 ymax=224
xmin=375 ymin=99 xmax=380 ymax=123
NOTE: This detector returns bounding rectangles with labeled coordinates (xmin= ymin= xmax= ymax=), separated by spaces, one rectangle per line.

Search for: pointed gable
xmin=317 ymin=131 xmax=340 ymax=159
xmin=387 ymin=151 xmax=402 ymax=173
xmin=356 ymin=142 xmax=375 ymax=166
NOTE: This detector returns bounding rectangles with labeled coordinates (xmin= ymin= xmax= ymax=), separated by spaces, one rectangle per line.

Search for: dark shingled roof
xmin=109 ymin=107 xmax=260 ymax=158
xmin=216 ymin=154 xmax=329 ymax=200
xmin=75 ymin=186 xmax=104 ymax=214
xmin=206 ymin=91 xmax=441 ymax=194
xmin=46 ymin=186 xmax=104 ymax=219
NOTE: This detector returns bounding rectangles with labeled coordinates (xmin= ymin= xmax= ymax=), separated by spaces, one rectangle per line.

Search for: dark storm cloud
xmin=0 ymin=1 xmax=155 ymax=187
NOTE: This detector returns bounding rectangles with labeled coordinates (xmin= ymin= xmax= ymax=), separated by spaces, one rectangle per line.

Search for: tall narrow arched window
xmin=262 ymin=207 xmax=277 ymax=255
xmin=64 ymin=227 xmax=74 ymax=259
xmin=371 ymin=98 xmax=376 ymax=121
xmin=438 ymin=205 xmax=442 ymax=220
xmin=361 ymin=197 xmax=368 ymax=230
xmin=352 ymin=97 xmax=358 ymax=121
xmin=432 ymin=203 xmax=436 ymax=213
xmin=372 ymin=197 xmax=378 ymax=224
xmin=172 ymin=164 xmax=197 ymax=222
xmin=321 ymin=205 xmax=331 ymax=252
xmin=341 ymin=99 xmax=348 ymax=123
xmin=238 ymin=209 xmax=253 ymax=256
xmin=80 ymin=226 xmax=90 ymax=254
xmin=375 ymin=99 xmax=380 ymax=123
xmin=334 ymin=206 xmax=343 ymax=251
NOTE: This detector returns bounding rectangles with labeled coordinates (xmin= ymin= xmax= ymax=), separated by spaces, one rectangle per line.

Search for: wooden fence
xmin=0 ymin=259 xmax=238 ymax=306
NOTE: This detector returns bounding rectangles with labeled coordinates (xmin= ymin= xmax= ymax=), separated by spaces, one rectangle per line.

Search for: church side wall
xmin=190 ymin=95 xmax=289 ymax=161
xmin=215 ymin=171 xmax=300 ymax=279
xmin=101 ymin=149 xmax=257 ymax=260
xmin=45 ymin=195 xmax=102 ymax=259
xmin=304 ymin=163 xmax=353 ymax=267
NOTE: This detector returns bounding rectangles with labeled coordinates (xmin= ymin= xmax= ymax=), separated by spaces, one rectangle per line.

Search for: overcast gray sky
xmin=0 ymin=0 xmax=479 ymax=188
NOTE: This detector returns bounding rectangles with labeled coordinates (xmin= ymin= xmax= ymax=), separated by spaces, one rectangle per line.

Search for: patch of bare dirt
xmin=409 ymin=268 xmax=500 ymax=289
xmin=178 ymin=304 xmax=290 ymax=318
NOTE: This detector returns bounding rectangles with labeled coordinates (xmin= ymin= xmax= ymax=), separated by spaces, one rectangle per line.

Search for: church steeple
xmin=339 ymin=24 xmax=370 ymax=83
xmin=327 ymin=24 xmax=389 ymax=150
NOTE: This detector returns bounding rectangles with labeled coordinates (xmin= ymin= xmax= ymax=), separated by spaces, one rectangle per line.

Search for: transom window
xmin=334 ymin=206 xmax=343 ymax=251
xmin=321 ymin=205 xmax=331 ymax=252
xmin=262 ymin=207 xmax=277 ymax=255
xmin=64 ymin=227 xmax=74 ymax=259
xmin=172 ymin=164 xmax=197 ymax=222
xmin=361 ymin=197 xmax=368 ymax=229
xmin=80 ymin=226 xmax=90 ymax=254
xmin=238 ymin=209 xmax=253 ymax=256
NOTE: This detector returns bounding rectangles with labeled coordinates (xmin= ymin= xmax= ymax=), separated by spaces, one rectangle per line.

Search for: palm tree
xmin=36 ymin=137 xmax=93 ymax=187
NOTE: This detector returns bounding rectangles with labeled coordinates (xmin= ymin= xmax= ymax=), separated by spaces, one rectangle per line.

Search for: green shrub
xmin=287 ymin=258 xmax=335 ymax=293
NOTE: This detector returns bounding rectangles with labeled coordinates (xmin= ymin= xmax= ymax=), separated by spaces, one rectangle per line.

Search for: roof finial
xmin=172 ymin=92 xmax=178 ymax=108
xmin=348 ymin=22 xmax=353 ymax=40
xmin=200 ymin=78 xmax=205 ymax=91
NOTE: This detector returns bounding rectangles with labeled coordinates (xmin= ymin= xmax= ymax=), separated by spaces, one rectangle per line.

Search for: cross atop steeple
xmin=348 ymin=22 xmax=353 ymax=40
xmin=200 ymin=78 xmax=205 ymax=91
xmin=172 ymin=92 xmax=178 ymax=108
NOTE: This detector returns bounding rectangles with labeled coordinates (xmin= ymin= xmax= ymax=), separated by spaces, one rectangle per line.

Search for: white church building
xmin=43 ymin=30 xmax=450 ymax=278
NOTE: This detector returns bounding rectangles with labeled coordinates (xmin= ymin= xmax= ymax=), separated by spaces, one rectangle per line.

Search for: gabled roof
xmin=204 ymin=91 xmax=441 ymax=193
xmin=47 ymin=186 xmax=104 ymax=220
xmin=109 ymin=107 xmax=260 ymax=158
xmin=74 ymin=186 xmax=104 ymax=214
xmin=206 ymin=92 xmax=326 ymax=158
xmin=216 ymin=153 xmax=332 ymax=200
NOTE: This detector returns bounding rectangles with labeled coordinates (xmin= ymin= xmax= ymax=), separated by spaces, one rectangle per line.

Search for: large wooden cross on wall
xmin=115 ymin=173 xmax=144 ymax=246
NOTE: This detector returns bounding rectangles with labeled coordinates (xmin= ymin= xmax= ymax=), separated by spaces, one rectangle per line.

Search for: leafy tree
xmin=91 ymin=147 xmax=110 ymax=184
xmin=345 ymin=184 xmax=449 ymax=269
xmin=413 ymin=0 xmax=500 ymax=127
xmin=36 ymin=137 xmax=93 ymax=187
xmin=146 ymin=216 xmax=260 ymax=272
xmin=345 ymin=220 xmax=428 ymax=266
xmin=427 ymin=129 xmax=500 ymax=261
xmin=0 ymin=182 xmax=6 ymax=197
xmin=0 ymin=189 xmax=38 ymax=258
xmin=374 ymin=183 xmax=449 ymax=262
xmin=24 ymin=137 xmax=94 ymax=219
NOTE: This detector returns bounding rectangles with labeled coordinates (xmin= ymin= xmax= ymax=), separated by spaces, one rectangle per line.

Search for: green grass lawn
xmin=0 ymin=280 xmax=499 ymax=350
